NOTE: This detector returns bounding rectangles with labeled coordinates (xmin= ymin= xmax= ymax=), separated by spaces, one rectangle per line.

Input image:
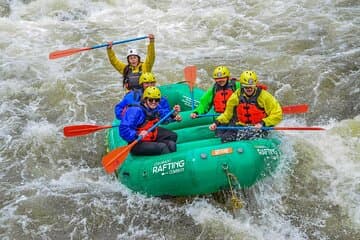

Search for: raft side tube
xmin=159 ymin=83 xmax=204 ymax=112
xmin=117 ymin=137 xmax=281 ymax=196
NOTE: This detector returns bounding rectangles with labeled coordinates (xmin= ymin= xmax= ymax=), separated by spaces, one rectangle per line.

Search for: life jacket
xmin=236 ymin=88 xmax=266 ymax=125
xmin=123 ymin=64 xmax=143 ymax=90
xmin=136 ymin=104 xmax=159 ymax=142
xmin=212 ymin=79 xmax=237 ymax=113
xmin=256 ymin=83 xmax=268 ymax=90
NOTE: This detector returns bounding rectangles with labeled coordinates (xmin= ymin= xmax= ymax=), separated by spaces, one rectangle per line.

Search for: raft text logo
xmin=152 ymin=159 xmax=185 ymax=176
xmin=255 ymin=146 xmax=280 ymax=156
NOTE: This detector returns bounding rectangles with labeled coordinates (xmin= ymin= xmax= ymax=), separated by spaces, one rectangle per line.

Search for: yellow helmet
xmin=240 ymin=71 xmax=258 ymax=87
xmin=139 ymin=72 xmax=156 ymax=85
xmin=212 ymin=66 xmax=230 ymax=79
xmin=142 ymin=86 xmax=161 ymax=99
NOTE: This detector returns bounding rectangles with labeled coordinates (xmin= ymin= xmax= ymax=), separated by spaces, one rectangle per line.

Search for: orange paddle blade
xmin=63 ymin=124 xmax=112 ymax=137
xmin=49 ymin=47 xmax=91 ymax=60
xmin=102 ymin=141 xmax=138 ymax=174
xmin=282 ymin=104 xmax=309 ymax=114
xmin=184 ymin=65 xmax=197 ymax=89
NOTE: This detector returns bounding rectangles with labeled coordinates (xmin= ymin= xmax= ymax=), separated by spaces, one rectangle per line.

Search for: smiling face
xmin=243 ymin=86 xmax=256 ymax=96
xmin=214 ymin=77 xmax=228 ymax=87
xmin=145 ymin=98 xmax=160 ymax=109
xmin=127 ymin=55 xmax=140 ymax=67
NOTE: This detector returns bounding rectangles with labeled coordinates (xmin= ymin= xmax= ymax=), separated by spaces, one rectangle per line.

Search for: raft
xmin=106 ymin=82 xmax=281 ymax=197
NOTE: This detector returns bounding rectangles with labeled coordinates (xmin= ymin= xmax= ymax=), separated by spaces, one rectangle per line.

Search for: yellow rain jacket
xmin=106 ymin=40 xmax=155 ymax=76
xmin=216 ymin=88 xmax=283 ymax=126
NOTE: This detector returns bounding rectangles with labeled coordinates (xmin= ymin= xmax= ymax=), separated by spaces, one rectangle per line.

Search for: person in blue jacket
xmin=119 ymin=87 xmax=182 ymax=155
xmin=115 ymin=72 xmax=171 ymax=120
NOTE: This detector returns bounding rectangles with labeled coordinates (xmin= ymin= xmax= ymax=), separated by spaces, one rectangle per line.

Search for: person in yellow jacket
xmin=107 ymin=34 xmax=155 ymax=90
xmin=209 ymin=70 xmax=283 ymax=141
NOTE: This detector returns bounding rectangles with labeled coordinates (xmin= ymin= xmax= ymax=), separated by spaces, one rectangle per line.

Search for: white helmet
xmin=127 ymin=48 xmax=139 ymax=58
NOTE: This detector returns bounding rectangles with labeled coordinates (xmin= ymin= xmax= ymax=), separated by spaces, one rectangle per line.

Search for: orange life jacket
xmin=136 ymin=106 xmax=159 ymax=141
xmin=212 ymin=79 xmax=237 ymax=113
xmin=256 ymin=83 xmax=268 ymax=90
xmin=236 ymin=88 xmax=266 ymax=125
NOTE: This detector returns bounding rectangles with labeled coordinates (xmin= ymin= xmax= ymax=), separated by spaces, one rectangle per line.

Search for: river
xmin=0 ymin=0 xmax=359 ymax=239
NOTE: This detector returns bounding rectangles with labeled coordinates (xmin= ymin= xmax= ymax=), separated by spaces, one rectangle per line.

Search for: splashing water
xmin=0 ymin=0 xmax=359 ymax=239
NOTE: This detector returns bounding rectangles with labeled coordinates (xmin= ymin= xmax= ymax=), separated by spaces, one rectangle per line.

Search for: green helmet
xmin=212 ymin=66 xmax=230 ymax=79
xmin=139 ymin=72 xmax=156 ymax=85
xmin=142 ymin=86 xmax=161 ymax=99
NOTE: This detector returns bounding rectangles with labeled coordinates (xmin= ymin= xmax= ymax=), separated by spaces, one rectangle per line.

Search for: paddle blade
xmin=184 ymin=65 xmax=197 ymax=89
xmin=282 ymin=104 xmax=309 ymax=114
xmin=49 ymin=47 xmax=91 ymax=59
xmin=63 ymin=124 xmax=112 ymax=137
xmin=102 ymin=141 xmax=137 ymax=174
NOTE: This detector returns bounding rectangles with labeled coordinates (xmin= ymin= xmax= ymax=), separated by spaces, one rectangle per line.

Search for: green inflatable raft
xmin=106 ymin=82 xmax=281 ymax=197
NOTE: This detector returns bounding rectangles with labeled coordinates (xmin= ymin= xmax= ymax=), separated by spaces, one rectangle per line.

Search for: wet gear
xmin=123 ymin=65 xmax=142 ymax=90
xmin=143 ymin=86 xmax=161 ymax=99
xmin=236 ymin=88 xmax=266 ymax=125
xmin=213 ymin=66 xmax=230 ymax=79
xmin=191 ymin=79 xmax=241 ymax=115
xmin=216 ymin=88 xmax=282 ymax=127
xmin=136 ymin=107 xmax=159 ymax=142
xmin=139 ymin=72 xmax=156 ymax=85
xmin=106 ymin=40 xmax=155 ymax=90
xmin=212 ymin=79 xmax=237 ymax=113
xmin=127 ymin=48 xmax=139 ymax=58
xmin=115 ymin=89 xmax=170 ymax=121
xmin=240 ymin=70 xmax=258 ymax=87
xmin=119 ymin=102 xmax=177 ymax=156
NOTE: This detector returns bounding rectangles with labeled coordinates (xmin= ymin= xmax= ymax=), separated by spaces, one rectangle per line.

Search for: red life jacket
xmin=136 ymin=105 xmax=159 ymax=142
xmin=236 ymin=88 xmax=266 ymax=125
xmin=212 ymin=79 xmax=237 ymax=113
xmin=256 ymin=83 xmax=268 ymax=90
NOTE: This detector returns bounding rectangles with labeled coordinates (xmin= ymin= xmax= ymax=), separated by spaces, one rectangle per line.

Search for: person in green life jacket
xmin=209 ymin=70 xmax=282 ymax=142
xmin=107 ymin=34 xmax=155 ymax=90
xmin=190 ymin=66 xmax=241 ymax=136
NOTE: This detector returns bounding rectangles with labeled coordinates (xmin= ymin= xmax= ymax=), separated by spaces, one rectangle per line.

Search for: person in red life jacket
xmin=107 ymin=34 xmax=155 ymax=90
xmin=114 ymin=72 xmax=172 ymax=121
xmin=209 ymin=70 xmax=282 ymax=142
xmin=190 ymin=66 xmax=241 ymax=136
xmin=119 ymin=87 xmax=182 ymax=155
xmin=190 ymin=66 xmax=240 ymax=118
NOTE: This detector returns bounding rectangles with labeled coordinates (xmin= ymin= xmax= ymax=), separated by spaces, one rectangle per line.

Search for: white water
xmin=0 ymin=0 xmax=359 ymax=239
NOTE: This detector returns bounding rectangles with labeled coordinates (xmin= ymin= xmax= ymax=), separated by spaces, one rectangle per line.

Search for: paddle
xmin=63 ymin=103 xmax=310 ymax=137
xmin=281 ymin=104 xmax=308 ymax=114
xmin=63 ymin=124 xmax=119 ymax=137
xmin=184 ymin=65 xmax=197 ymax=110
xmin=197 ymin=104 xmax=309 ymax=118
xmin=102 ymin=110 xmax=175 ymax=174
xmin=216 ymin=126 xmax=325 ymax=131
xmin=49 ymin=35 xmax=148 ymax=60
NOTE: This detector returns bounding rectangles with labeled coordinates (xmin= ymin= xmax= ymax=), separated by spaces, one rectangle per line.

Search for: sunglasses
xmin=147 ymin=98 xmax=160 ymax=103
